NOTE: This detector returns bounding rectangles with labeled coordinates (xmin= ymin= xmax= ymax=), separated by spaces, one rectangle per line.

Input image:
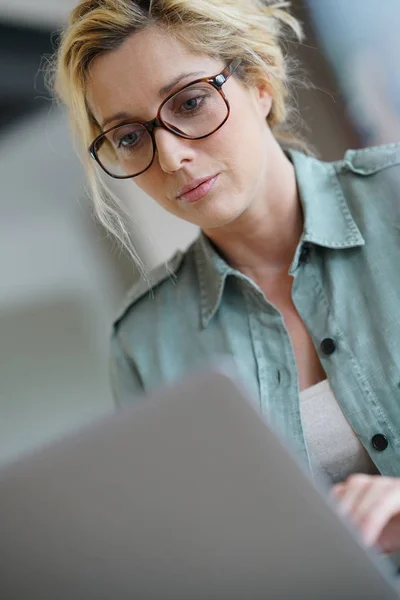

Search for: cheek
xmin=216 ymin=107 xmax=268 ymax=175
xmin=134 ymin=171 xmax=167 ymax=205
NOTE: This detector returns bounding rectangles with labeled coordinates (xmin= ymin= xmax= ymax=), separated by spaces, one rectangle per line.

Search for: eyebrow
xmin=158 ymin=70 xmax=204 ymax=97
xmin=100 ymin=70 xmax=205 ymax=130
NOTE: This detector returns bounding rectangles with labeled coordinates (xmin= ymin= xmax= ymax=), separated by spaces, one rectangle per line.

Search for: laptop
xmin=0 ymin=363 xmax=399 ymax=600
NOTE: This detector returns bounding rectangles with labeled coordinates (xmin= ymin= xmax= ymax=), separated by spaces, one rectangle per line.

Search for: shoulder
xmin=291 ymin=143 xmax=400 ymax=212
xmin=113 ymin=245 xmax=193 ymax=331
xmin=340 ymin=142 xmax=400 ymax=175
xmin=337 ymin=144 xmax=400 ymax=216
xmin=290 ymin=142 xmax=400 ymax=175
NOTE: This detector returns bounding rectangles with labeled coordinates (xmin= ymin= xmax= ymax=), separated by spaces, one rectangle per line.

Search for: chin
xmin=196 ymin=194 xmax=249 ymax=229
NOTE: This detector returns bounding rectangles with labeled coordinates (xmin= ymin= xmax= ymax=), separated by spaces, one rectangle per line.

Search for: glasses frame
xmin=88 ymin=58 xmax=242 ymax=179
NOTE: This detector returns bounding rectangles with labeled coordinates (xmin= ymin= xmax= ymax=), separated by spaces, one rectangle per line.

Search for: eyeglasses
xmin=89 ymin=58 xmax=242 ymax=179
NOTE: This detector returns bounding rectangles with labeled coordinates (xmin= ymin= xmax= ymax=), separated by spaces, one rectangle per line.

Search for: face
xmin=87 ymin=26 xmax=274 ymax=231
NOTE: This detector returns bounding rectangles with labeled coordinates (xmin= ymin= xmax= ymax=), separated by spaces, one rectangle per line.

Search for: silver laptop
xmin=0 ymin=364 xmax=399 ymax=600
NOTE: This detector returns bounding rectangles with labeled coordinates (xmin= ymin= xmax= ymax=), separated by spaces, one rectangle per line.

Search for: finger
xmin=377 ymin=512 xmax=400 ymax=554
xmin=333 ymin=474 xmax=373 ymax=518
xmin=354 ymin=487 xmax=400 ymax=548
xmin=331 ymin=482 xmax=345 ymax=498
xmin=350 ymin=478 xmax=393 ymax=529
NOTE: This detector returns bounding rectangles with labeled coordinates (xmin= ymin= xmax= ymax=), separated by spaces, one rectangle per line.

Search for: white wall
xmin=0 ymin=0 xmax=76 ymax=27
xmin=0 ymin=107 xmax=123 ymax=464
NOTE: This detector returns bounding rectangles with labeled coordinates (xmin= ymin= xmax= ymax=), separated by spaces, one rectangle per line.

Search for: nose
xmin=154 ymin=128 xmax=195 ymax=173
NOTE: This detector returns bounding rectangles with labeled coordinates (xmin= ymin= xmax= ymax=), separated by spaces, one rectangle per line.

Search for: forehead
xmin=87 ymin=26 xmax=222 ymax=126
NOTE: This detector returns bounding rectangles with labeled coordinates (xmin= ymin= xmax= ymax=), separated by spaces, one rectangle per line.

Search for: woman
xmin=53 ymin=0 xmax=400 ymax=555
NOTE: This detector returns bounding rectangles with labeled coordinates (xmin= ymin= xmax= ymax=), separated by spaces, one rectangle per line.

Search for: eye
xmin=117 ymin=129 xmax=142 ymax=150
xmin=181 ymin=96 xmax=203 ymax=112
xmin=168 ymin=87 xmax=211 ymax=116
xmin=110 ymin=124 xmax=146 ymax=151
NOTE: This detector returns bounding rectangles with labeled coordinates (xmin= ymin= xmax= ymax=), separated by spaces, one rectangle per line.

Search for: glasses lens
xmin=160 ymin=82 xmax=228 ymax=138
xmin=94 ymin=122 xmax=153 ymax=178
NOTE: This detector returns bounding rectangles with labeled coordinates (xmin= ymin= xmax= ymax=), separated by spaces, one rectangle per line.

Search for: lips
xmin=177 ymin=174 xmax=219 ymax=204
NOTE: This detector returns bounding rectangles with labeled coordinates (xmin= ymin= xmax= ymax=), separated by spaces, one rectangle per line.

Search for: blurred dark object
xmin=290 ymin=1 xmax=360 ymax=160
xmin=303 ymin=0 xmax=400 ymax=146
xmin=0 ymin=21 xmax=55 ymax=132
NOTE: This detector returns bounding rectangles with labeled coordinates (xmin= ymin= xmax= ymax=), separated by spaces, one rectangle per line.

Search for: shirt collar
xmin=194 ymin=150 xmax=365 ymax=328
xmin=288 ymin=149 xmax=365 ymax=250
xmin=193 ymin=232 xmax=237 ymax=328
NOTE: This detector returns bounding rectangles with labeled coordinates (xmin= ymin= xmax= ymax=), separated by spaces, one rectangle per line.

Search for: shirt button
xmin=321 ymin=338 xmax=336 ymax=355
xmin=299 ymin=242 xmax=311 ymax=264
xmin=371 ymin=434 xmax=388 ymax=451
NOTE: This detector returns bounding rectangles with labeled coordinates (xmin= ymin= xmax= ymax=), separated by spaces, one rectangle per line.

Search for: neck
xmin=203 ymin=144 xmax=303 ymax=283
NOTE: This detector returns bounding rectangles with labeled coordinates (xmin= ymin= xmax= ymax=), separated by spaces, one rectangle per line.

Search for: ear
xmin=255 ymin=80 xmax=273 ymax=118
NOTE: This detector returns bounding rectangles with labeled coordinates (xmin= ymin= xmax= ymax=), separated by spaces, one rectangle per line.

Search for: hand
xmin=331 ymin=474 xmax=400 ymax=554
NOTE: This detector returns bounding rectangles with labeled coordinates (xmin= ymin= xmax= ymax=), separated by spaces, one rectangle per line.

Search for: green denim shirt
xmin=110 ymin=143 xmax=400 ymax=476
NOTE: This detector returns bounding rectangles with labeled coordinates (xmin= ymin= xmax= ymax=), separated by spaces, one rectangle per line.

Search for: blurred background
xmin=0 ymin=0 xmax=399 ymax=465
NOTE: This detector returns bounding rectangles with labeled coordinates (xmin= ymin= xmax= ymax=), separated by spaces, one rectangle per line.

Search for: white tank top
xmin=299 ymin=379 xmax=379 ymax=484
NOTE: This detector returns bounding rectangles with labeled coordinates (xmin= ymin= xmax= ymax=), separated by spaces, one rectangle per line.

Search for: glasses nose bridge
xmin=146 ymin=116 xmax=166 ymax=136
xmin=147 ymin=116 xmax=185 ymax=157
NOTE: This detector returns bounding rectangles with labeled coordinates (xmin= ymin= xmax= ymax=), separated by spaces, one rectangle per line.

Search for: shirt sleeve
xmin=109 ymin=328 xmax=144 ymax=408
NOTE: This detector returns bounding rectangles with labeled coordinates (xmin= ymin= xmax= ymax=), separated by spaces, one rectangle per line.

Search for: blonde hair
xmin=50 ymin=0 xmax=307 ymax=268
